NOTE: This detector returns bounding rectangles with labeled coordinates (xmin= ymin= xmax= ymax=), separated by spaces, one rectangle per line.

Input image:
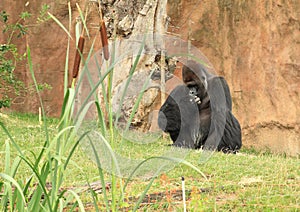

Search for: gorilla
xmin=158 ymin=60 xmax=242 ymax=153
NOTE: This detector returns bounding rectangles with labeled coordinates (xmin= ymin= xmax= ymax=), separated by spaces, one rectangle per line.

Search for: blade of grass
xmin=115 ymin=36 xmax=146 ymax=124
xmin=90 ymin=131 xmax=122 ymax=177
xmin=0 ymin=122 xmax=24 ymax=157
xmin=79 ymin=38 xmax=99 ymax=102
xmin=20 ymin=157 xmax=52 ymax=212
xmin=95 ymin=101 xmax=106 ymax=136
xmin=43 ymin=126 xmax=75 ymax=157
xmin=124 ymin=68 xmax=156 ymax=132
xmin=132 ymin=168 xmax=163 ymax=212
xmin=88 ymin=136 xmax=110 ymax=212
xmin=73 ymin=63 xmax=116 ymax=123
xmin=0 ymin=173 xmax=27 ymax=208
xmin=63 ymin=130 xmax=91 ymax=170
xmin=74 ymin=101 xmax=95 ymax=132
xmin=53 ymin=190 xmax=67 ymax=212
xmin=22 ymin=175 xmax=33 ymax=203
xmin=76 ymin=3 xmax=89 ymax=38
xmin=27 ymin=45 xmax=50 ymax=169
xmin=59 ymin=88 xmax=71 ymax=122
xmin=78 ymin=39 xmax=108 ymax=136
xmin=58 ymin=88 xmax=75 ymax=128
xmin=10 ymin=156 xmax=22 ymax=179
xmin=3 ymin=181 xmax=13 ymax=211
xmin=84 ymin=178 xmax=100 ymax=212
xmin=48 ymin=12 xmax=73 ymax=39
xmin=4 ymin=140 xmax=10 ymax=174
xmin=51 ymin=126 xmax=76 ymax=204
xmin=16 ymin=180 xmax=25 ymax=212
xmin=94 ymin=53 xmax=108 ymax=115
xmin=67 ymin=189 xmax=86 ymax=212
xmin=63 ymin=2 xmax=72 ymax=95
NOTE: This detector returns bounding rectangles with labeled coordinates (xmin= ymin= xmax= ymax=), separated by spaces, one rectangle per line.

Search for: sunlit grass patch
xmin=1 ymin=113 xmax=299 ymax=211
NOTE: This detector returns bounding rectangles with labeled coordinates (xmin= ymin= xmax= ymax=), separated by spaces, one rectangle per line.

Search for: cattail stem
xmin=72 ymin=36 xmax=85 ymax=79
xmin=182 ymin=176 xmax=186 ymax=212
xmin=100 ymin=20 xmax=109 ymax=60
xmin=160 ymin=50 xmax=166 ymax=104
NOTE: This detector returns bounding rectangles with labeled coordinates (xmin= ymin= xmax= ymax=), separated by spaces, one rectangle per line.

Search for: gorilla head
xmin=158 ymin=60 xmax=242 ymax=153
xmin=182 ymin=60 xmax=208 ymax=98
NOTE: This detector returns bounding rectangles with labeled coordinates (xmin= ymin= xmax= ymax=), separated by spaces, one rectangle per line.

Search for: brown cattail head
xmin=72 ymin=36 xmax=85 ymax=79
xmin=100 ymin=20 xmax=109 ymax=60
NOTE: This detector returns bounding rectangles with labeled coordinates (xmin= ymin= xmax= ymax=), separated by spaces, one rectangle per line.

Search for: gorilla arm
xmin=202 ymin=76 xmax=228 ymax=150
xmin=219 ymin=76 xmax=233 ymax=111
xmin=217 ymin=77 xmax=242 ymax=152
xmin=203 ymin=76 xmax=242 ymax=152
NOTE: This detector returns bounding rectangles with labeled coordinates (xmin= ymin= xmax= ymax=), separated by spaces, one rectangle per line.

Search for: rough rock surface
xmin=167 ymin=0 xmax=299 ymax=155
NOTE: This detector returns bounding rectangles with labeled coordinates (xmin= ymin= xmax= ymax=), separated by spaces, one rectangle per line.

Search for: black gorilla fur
xmin=158 ymin=60 xmax=242 ymax=153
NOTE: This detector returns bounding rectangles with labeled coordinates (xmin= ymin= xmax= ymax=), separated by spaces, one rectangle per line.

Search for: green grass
xmin=0 ymin=112 xmax=299 ymax=211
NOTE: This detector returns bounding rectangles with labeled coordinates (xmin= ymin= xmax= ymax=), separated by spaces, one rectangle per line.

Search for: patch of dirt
xmin=238 ymin=176 xmax=263 ymax=186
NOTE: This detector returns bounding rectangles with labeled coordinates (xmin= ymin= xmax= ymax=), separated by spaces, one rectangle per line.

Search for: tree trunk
xmin=77 ymin=0 xmax=169 ymax=130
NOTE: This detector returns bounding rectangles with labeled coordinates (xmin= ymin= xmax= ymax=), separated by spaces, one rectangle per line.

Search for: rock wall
xmin=167 ymin=0 xmax=299 ymax=155
xmin=0 ymin=0 xmax=79 ymax=116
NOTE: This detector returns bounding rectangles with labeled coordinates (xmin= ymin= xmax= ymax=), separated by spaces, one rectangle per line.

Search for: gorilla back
xmin=158 ymin=60 xmax=242 ymax=153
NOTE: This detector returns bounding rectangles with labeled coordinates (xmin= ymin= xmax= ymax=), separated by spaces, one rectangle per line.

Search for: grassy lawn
xmin=0 ymin=112 xmax=299 ymax=211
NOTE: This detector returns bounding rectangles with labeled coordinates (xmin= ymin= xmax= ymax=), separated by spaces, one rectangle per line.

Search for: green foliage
xmin=0 ymin=5 xmax=50 ymax=109
xmin=37 ymin=4 xmax=51 ymax=23
xmin=0 ymin=43 xmax=86 ymax=211
xmin=0 ymin=42 xmax=24 ymax=108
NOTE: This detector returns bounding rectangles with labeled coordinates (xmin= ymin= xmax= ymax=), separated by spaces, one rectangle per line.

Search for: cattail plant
xmin=72 ymin=36 xmax=85 ymax=79
xmin=100 ymin=20 xmax=109 ymax=61
xmin=72 ymin=17 xmax=85 ymax=81
xmin=96 ymin=0 xmax=109 ymax=61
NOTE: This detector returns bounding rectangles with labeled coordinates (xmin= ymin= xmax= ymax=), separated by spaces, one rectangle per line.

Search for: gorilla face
xmin=182 ymin=61 xmax=208 ymax=100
